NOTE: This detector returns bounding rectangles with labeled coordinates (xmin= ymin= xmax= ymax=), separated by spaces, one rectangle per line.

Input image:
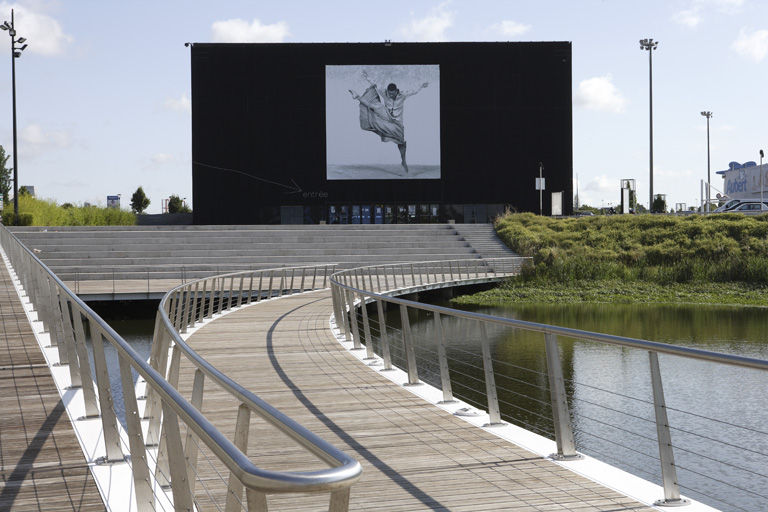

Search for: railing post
xmin=237 ymin=274 xmax=245 ymax=306
xmin=58 ymin=295 xmax=82 ymax=388
xmin=544 ymin=333 xmax=582 ymax=460
xmin=185 ymin=369 xmax=205 ymax=495
xmin=118 ymin=354 xmax=155 ymax=512
xmin=190 ymin=281 xmax=200 ymax=328
xmin=347 ymin=290 xmax=362 ymax=350
xmin=338 ymin=287 xmax=352 ymax=342
xmin=161 ymin=402 xmax=195 ymax=511
xmin=267 ymin=271 xmax=275 ymax=300
xmin=88 ymin=319 xmax=124 ymax=462
xmin=227 ymin=276 xmax=235 ymax=311
xmin=434 ymin=312 xmax=455 ymax=403
xmin=226 ymin=404 xmax=254 ymax=512
xmin=182 ymin=286 xmax=193 ymax=333
xmin=289 ymin=268 xmax=296 ymax=294
xmin=202 ymin=278 xmax=212 ymax=318
xmin=399 ymin=304 xmax=420 ymax=386
xmin=72 ymin=309 xmax=99 ymax=418
xmin=145 ymin=322 xmax=172 ymax=445
xmin=478 ymin=322 xmax=503 ymax=426
xmin=649 ymin=351 xmax=690 ymax=507
xmin=155 ymin=344 xmax=182 ymax=489
xmin=256 ymin=272 xmax=265 ymax=302
xmin=376 ymin=299 xmax=393 ymax=371
xmin=300 ymin=267 xmax=307 ymax=293
xmin=45 ymin=277 xmax=66 ymax=362
xmin=247 ymin=272 xmax=255 ymax=304
xmin=359 ymin=293 xmax=377 ymax=362
xmin=217 ymin=277 xmax=226 ymax=314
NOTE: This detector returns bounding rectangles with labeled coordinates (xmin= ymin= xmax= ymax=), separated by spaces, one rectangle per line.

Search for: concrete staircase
xmin=8 ymin=224 xmax=517 ymax=282
xmin=453 ymin=224 xmax=518 ymax=259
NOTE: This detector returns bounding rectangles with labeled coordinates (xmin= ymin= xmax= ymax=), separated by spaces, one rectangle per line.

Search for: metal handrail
xmin=153 ymin=266 xmax=364 ymax=496
xmin=0 ymin=225 xmax=362 ymax=511
xmin=329 ymin=259 xmax=768 ymax=508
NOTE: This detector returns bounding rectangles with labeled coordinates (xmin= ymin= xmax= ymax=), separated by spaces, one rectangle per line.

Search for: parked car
xmin=712 ymin=199 xmax=742 ymax=213
xmin=721 ymin=202 xmax=768 ymax=215
xmin=574 ymin=210 xmax=595 ymax=216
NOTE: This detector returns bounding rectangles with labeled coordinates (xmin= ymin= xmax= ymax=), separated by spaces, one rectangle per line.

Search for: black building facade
xmin=191 ymin=42 xmax=572 ymax=224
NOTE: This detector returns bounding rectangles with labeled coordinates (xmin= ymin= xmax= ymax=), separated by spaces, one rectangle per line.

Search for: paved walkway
xmin=0 ymin=259 xmax=105 ymax=511
xmin=182 ymin=290 xmax=658 ymax=511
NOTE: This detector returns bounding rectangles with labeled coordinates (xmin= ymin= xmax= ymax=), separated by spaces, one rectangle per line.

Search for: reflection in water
xmin=383 ymin=302 xmax=768 ymax=512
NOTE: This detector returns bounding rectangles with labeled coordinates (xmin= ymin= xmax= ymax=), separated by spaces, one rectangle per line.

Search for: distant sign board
xmin=107 ymin=196 xmax=120 ymax=208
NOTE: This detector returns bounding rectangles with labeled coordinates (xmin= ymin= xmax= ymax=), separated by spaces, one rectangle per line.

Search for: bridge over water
xmin=1 ymin=224 xmax=761 ymax=511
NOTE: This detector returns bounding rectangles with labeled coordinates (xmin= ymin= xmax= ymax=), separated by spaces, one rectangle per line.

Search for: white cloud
xmin=577 ymin=174 xmax=620 ymax=208
xmin=672 ymin=9 xmax=701 ymax=28
xmin=151 ymin=153 xmax=174 ymax=165
xmin=400 ymin=2 xmax=455 ymax=42
xmin=210 ymin=18 xmax=290 ymax=42
xmin=573 ymin=74 xmax=626 ymax=113
xmin=164 ymin=94 xmax=191 ymax=113
xmin=487 ymin=20 xmax=532 ymax=38
xmin=20 ymin=123 xmax=71 ymax=156
xmin=731 ymin=28 xmax=768 ymax=61
xmin=709 ymin=0 xmax=743 ymax=14
xmin=1 ymin=2 xmax=74 ymax=56
xmin=672 ymin=0 xmax=743 ymax=27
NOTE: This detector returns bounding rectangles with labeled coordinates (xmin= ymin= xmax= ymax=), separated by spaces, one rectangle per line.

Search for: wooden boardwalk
xmin=0 ymin=261 xmax=105 ymax=510
xmin=181 ymin=290 xmax=658 ymax=511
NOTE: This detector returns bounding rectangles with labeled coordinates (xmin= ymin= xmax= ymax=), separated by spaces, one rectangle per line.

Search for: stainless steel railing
xmin=0 ymin=225 xmax=362 ymax=511
xmin=329 ymin=259 xmax=768 ymax=509
xmin=152 ymin=265 xmax=363 ymax=510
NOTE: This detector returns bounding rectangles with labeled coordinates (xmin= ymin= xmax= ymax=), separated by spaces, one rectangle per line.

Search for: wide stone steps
xmin=9 ymin=224 xmax=515 ymax=282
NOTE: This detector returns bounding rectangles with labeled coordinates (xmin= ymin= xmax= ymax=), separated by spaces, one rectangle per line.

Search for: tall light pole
xmin=701 ymin=111 xmax=712 ymax=212
xmin=640 ymin=38 xmax=658 ymax=212
xmin=1 ymin=9 xmax=27 ymax=216
xmin=760 ymin=149 xmax=765 ymax=210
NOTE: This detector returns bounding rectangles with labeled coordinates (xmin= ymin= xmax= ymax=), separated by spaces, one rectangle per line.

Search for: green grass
xmin=456 ymin=212 xmax=768 ymax=307
xmin=2 ymin=195 xmax=137 ymax=226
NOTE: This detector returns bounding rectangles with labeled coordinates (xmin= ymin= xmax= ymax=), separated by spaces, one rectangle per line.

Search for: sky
xmin=0 ymin=0 xmax=766 ymax=214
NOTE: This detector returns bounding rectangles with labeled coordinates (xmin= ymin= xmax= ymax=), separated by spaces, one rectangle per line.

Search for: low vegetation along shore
xmin=454 ymin=212 xmax=768 ymax=307
xmin=2 ymin=195 xmax=136 ymax=226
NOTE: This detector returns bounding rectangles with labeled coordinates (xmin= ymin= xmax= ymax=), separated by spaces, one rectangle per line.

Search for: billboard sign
xmin=326 ymin=64 xmax=440 ymax=180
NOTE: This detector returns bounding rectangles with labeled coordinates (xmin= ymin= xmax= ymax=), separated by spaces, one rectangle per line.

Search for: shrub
xmin=495 ymin=212 xmax=768 ymax=285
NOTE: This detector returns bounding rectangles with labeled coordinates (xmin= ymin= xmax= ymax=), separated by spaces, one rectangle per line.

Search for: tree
xmin=652 ymin=195 xmax=667 ymax=214
xmin=131 ymin=186 xmax=150 ymax=214
xmin=0 ymin=145 xmax=11 ymax=205
xmin=167 ymin=194 xmax=191 ymax=214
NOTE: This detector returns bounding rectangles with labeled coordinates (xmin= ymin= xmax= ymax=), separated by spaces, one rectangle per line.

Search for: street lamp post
xmin=701 ymin=111 xmax=712 ymax=212
xmin=1 ymin=9 xmax=28 ymax=216
xmin=640 ymin=38 xmax=658 ymax=212
xmin=760 ymin=149 xmax=765 ymax=209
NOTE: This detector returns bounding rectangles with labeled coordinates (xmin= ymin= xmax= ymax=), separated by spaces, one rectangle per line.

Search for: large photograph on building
xmin=190 ymin=42 xmax=573 ymax=225
xmin=326 ymin=65 xmax=441 ymax=180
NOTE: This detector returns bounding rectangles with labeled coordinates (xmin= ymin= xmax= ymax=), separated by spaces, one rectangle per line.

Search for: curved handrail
xmin=330 ymin=260 xmax=768 ymax=371
xmin=0 ymin=225 xmax=362 ymax=510
xmin=328 ymin=259 xmax=768 ymax=507
xmin=155 ymin=267 xmax=363 ymax=492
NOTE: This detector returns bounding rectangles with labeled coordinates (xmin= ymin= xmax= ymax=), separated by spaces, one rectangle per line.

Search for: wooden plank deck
xmin=0 ymin=261 xmax=105 ymax=511
xmin=181 ymin=290 xmax=659 ymax=511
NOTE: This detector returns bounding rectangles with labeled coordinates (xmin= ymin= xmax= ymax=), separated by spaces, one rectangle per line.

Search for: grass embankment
xmin=2 ymin=195 xmax=137 ymax=226
xmin=454 ymin=212 xmax=768 ymax=307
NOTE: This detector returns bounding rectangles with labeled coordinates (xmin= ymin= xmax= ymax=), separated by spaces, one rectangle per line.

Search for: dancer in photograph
xmin=349 ymin=70 xmax=429 ymax=174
